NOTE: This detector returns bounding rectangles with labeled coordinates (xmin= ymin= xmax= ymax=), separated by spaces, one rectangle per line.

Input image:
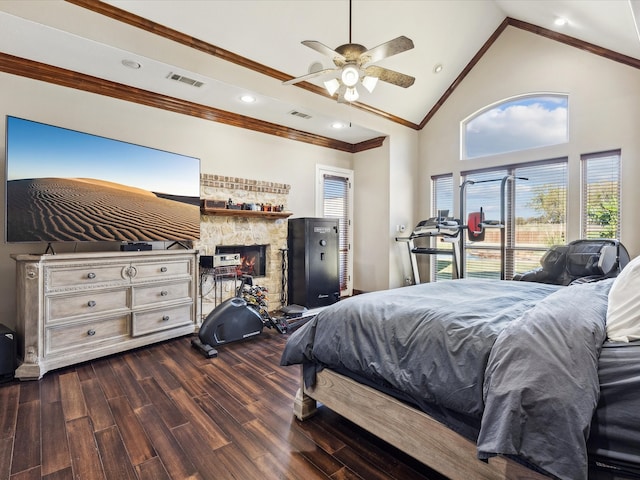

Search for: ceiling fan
xmin=283 ymin=0 xmax=415 ymax=103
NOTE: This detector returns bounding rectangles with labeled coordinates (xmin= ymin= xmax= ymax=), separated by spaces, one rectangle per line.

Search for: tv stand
xmin=12 ymin=249 xmax=199 ymax=380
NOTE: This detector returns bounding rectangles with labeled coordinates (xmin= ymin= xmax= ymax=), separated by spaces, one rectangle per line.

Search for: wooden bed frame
xmin=294 ymin=367 xmax=550 ymax=480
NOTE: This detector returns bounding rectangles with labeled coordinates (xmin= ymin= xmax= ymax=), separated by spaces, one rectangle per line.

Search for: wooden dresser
xmin=12 ymin=249 xmax=198 ymax=380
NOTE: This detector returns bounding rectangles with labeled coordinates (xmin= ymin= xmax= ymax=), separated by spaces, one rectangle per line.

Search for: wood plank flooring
xmin=0 ymin=329 xmax=448 ymax=480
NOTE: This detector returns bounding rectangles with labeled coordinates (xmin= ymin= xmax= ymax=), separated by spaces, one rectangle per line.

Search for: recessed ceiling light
xmin=240 ymin=94 xmax=256 ymax=103
xmin=331 ymin=122 xmax=344 ymax=129
xmin=554 ymin=17 xmax=568 ymax=27
xmin=433 ymin=64 xmax=443 ymax=74
xmin=121 ymin=59 xmax=141 ymax=69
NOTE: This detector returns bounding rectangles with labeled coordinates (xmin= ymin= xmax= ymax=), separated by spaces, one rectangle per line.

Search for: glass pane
xmin=514 ymin=162 xmax=567 ymax=249
xmin=513 ymin=249 xmax=548 ymax=278
xmin=462 ymin=171 xmax=508 ymax=279
xmin=431 ymin=175 xmax=454 ymax=281
xmin=462 ymin=160 xmax=567 ymax=279
xmin=582 ymin=152 xmax=620 ymax=239
xmin=323 ymin=175 xmax=349 ymax=291
xmin=465 ymin=247 xmax=501 ymax=280
xmin=433 ymin=253 xmax=454 ymax=280
xmin=463 ymin=94 xmax=568 ymax=159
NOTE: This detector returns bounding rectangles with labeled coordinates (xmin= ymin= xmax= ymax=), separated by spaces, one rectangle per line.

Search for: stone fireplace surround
xmin=194 ymin=174 xmax=291 ymax=318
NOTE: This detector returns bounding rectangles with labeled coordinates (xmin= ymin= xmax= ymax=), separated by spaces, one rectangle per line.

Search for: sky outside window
xmin=463 ymin=94 xmax=568 ymax=159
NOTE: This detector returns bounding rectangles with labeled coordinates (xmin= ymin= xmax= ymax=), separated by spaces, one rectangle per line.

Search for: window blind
xmin=581 ymin=151 xmax=621 ymax=240
xmin=431 ymin=175 xmax=454 ymax=281
xmin=462 ymin=160 xmax=567 ymax=279
xmin=323 ymin=174 xmax=350 ymax=291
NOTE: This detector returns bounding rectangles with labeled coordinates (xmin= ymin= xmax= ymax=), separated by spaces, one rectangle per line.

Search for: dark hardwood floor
xmin=0 ymin=328 xmax=448 ymax=480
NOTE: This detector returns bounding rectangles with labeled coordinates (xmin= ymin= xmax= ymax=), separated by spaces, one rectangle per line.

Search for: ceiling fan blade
xmin=364 ymin=65 xmax=415 ymax=88
xmin=282 ymin=68 xmax=338 ymax=86
xmin=302 ymin=40 xmax=347 ymax=64
xmin=359 ymin=36 xmax=414 ymax=66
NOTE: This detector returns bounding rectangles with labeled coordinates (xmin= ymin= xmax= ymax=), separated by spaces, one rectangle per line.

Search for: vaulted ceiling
xmin=1 ymin=0 xmax=639 ymax=151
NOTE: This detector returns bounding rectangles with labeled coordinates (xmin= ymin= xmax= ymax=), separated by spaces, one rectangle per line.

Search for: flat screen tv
xmin=5 ymin=116 xmax=201 ymax=244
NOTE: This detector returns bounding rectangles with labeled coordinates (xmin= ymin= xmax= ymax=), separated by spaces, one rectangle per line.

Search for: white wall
xmin=351 ymin=127 xmax=419 ymax=293
xmin=353 ymin=140 xmax=390 ymax=292
xmin=388 ymin=129 xmax=420 ymax=288
xmin=419 ymin=27 xmax=640 ymax=269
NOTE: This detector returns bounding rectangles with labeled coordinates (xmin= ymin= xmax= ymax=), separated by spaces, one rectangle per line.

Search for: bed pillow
xmin=606 ymin=254 xmax=640 ymax=342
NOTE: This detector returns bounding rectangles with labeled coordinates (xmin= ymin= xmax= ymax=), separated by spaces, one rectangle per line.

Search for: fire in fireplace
xmin=215 ymin=244 xmax=267 ymax=277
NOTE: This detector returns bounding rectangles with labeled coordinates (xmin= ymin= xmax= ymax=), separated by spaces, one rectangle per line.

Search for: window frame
xmin=461 ymin=158 xmax=568 ymax=280
xmin=580 ymin=150 xmax=621 ymax=240
xmin=315 ymin=164 xmax=354 ymax=297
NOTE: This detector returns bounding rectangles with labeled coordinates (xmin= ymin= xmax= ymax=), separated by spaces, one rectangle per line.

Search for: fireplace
xmin=216 ymin=244 xmax=267 ymax=277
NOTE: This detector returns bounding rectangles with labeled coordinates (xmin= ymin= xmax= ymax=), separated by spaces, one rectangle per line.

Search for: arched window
xmin=462 ymin=94 xmax=568 ymax=159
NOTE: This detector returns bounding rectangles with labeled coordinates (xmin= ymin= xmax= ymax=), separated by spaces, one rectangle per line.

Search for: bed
xmin=280 ymin=277 xmax=640 ymax=480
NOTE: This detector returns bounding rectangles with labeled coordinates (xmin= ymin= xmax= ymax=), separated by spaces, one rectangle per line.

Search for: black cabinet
xmin=287 ymin=217 xmax=340 ymax=308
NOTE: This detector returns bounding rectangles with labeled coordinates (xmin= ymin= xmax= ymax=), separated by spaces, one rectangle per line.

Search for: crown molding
xmin=0 ymin=52 xmax=368 ymax=153
xmin=21 ymin=1 xmax=640 ymax=143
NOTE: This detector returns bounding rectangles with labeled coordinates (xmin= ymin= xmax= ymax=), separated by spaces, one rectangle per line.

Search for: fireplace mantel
xmin=200 ymin=207 xmax=292 ymax=219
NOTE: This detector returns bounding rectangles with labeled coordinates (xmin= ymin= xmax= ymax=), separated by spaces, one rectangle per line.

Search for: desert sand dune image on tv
xmin=5 ymin=116 xmax=201 ymax=244
xmin=7 ymin=177 xmax=200 ymax=242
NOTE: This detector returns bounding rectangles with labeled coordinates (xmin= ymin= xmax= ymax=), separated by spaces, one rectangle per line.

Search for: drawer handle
xmin=87 ymin=329 xmax=96 ymax=336
xmin=87 ymin=272 xmax=96 ymax=279
xmin=162 ymin=315 xmax=170 ymax=322
xmin=160 ymin=266 xmax=168 ymax=273
xmin=87 ymin=300 xmax=97 ymax=308
xmin=160 ymin=290 xmax=168 ymax=296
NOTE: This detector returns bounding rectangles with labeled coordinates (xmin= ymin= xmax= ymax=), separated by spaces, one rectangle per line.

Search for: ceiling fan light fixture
xmin=361 ymin=75 xmax=378 ymax=93
xmin=283 ymin=2 xmax=415 ymax=106
xmin=341 ymin=65 xmax=360 ymax=87
xmin=324 ymin=78 xmax=341 ymax=96
xmin=344 ymin=87 xmax=359 ymax=102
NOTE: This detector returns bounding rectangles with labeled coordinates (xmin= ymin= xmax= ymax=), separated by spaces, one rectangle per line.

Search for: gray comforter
xmin=280 ymin=278 xmax=612 ymax=480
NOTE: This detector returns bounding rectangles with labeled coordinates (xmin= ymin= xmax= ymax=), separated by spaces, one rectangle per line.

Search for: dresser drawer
xmin=45 ymin=315 xmax=130 ymax=355
xmin=132 ymin=281 xmax=191 ymax=308
xmin=46 ymin=264 xmax=127 ymax=291
xmin=46 ymin=288 xmax=129 ymax=324
xmin=132 ymin=258 xmax=192 ymax=281
xmin=132 ymin=304 xmax=193 ymax=337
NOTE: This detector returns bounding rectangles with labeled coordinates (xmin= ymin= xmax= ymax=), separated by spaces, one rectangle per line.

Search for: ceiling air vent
xmin=167 ymin=72 xmax=204 ymax=88
xmin=289 ymin=110 xmax=312 ymax=120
